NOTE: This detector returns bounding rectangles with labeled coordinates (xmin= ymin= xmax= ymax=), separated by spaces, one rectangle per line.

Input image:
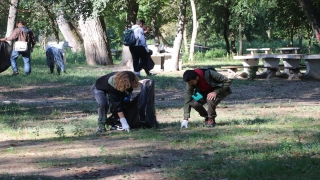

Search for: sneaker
xmin=12 ymin=71 xmax=19 ymax=76
xmin=206 ymin=118 xmax=216 ymax=127
xmin=96 ymin=125 xmax=106 ymax=133
xmin=203 ymin=117 xmax=209 ymax=126
xmin=147 ymin=73 xmax=156 ymax=76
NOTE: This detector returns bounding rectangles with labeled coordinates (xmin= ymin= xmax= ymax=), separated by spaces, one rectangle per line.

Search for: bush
xmin=204 ymin=49 xmax=226 ymax=58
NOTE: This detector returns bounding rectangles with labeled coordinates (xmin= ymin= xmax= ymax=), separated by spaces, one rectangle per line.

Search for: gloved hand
xmin=181 ymin=119 xmax=188 ymax=128
xmin=120 ymin=118 xmax=130 ymax=132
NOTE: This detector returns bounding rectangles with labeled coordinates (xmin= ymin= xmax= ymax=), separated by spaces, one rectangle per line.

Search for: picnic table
xmin=276 ymin=47 xmax=300 ymax=54
xmin=274 ymin=54 xmax=304 ymax=80
xmin=151 ymin=52 xmax=177 ymax=71
xmin=303 ymin=54 xmax=320 ymax=80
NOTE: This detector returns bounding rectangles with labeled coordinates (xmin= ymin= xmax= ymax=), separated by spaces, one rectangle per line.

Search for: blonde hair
xmin=114 ymin=71 xmax=140 ymax=92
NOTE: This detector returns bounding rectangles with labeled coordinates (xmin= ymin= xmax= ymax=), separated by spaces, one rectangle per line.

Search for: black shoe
xmin=96 ymin=125 xmax=107 ymax=133
xmin=12 ymin=71 xmax=19 ymax=76
xmin=206 ymin=118 xmax=216 ymax=127
xmin=147 ymin=72 xmax=156 ymax=76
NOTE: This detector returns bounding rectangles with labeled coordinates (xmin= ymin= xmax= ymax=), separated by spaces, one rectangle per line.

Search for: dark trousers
xmin=189 ymin=93 xmax=228 ymax=119
xmin=91 ymin=83 xmax=109 ymax=122
xmin=129 ymin=46 xmax=149 ymax=72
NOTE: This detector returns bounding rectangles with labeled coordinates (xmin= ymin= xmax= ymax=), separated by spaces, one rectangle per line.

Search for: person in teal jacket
xmin=181 ymin=68 xmax=232 ymax=128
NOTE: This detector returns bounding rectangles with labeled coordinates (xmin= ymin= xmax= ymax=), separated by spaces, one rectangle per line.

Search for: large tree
xmin=79 ymin=16 xmax=113 ymax=65
xmin=297 ymin=0 xmax=320 ymax=42
xmin=5 ymin=0 xmax=19 ymax=46
xmin=56 ymin=10 xmax=83 ymax=52
xmin=188 ymin=0 xmax=198 ymax=61
xmin=166 ymin=0 xmax=187 ymax=71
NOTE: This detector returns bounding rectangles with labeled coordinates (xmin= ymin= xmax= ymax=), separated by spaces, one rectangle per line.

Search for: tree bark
xmin=79 ymin=16 xmax=113 ymax=66
xmin=297 ymin=0 xmax=320 ymax=42
xmin=183 ymin=25 xmax=188 ymax=54
xmin=188 ymin=0 xmax=198 ymax=62
xmin=43 ymin=4 xmax=59 ymax=43
xmin=56 ymin=10 xmax=83 ymax=52
xmin=151 ymin=2 xmax=160 ymax=45
xmin=5 ymin=0 xmax=19 ymax=46
xmin=159 ymin=32 xmax=170 ymax=45
xmin=238 ymin=23 xmax=243 ymax=55
xmin=223 ymin=5 xmax=231 ymax=55
xmin=166 ymin=0 xmax=187 ymax=71
xmin=230 ymin=31 xmax=237 ymax=55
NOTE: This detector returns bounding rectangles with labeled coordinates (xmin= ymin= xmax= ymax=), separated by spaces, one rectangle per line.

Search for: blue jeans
xmin=10 ymin=50 xmax=31 ymax=74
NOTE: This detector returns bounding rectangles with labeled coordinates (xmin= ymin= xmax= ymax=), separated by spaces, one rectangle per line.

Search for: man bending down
xmin=181 ymin=68 xmax=232 ymax=128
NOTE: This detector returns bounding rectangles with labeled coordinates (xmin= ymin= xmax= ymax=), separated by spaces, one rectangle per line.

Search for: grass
xmin=0 ymin=46 xmax=320 ymax=179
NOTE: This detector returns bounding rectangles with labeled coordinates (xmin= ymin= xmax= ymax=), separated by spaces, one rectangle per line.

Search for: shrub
xmin=204 ymin=49 xmax=226 ymax=58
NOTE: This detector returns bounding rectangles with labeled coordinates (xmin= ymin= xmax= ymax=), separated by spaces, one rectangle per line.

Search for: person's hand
xmin=181 ymin=119 xmax=188 ymax=128
xmin=207 ymin=92 xmax=217 ymax=100
xmin=120 ymin=118 xmax=130 ymax=132
xmin=0 ymin=38 xmax=6 ymax=42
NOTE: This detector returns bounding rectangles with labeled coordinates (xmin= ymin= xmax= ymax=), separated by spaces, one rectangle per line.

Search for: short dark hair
xmin=17 ymin=20 xmax=26 ymax=25
xmin=136 ymin=20 xmax=145 ymax=25
xmin=183 ymin=70 xmax=198 ymax=82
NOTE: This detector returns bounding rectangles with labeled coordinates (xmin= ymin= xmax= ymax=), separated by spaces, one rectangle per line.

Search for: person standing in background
xmin=128 ymin=20 xmax=150 ymax=78
xmin=0 ymin=20 xmax=36 ymax=75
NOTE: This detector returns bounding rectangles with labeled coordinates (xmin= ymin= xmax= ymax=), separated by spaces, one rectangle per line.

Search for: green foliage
xmin=72 ymin=126 xmax=85 ymax=137
xmin=204 ymin=49 xmax=226 ymax=58
xmin=55 ymin=126 xmax=66 ymax=138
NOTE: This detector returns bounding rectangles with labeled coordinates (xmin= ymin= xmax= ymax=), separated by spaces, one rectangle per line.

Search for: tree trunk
xmin=183 ymin=25 xmax=188 ymax=54
xmin=159 ymin=32 xmax=170 ymax=45
xmin=238 ymin=23 xmax=243 ymax=55
xmin=121 ymin=0 xmax=139 ymax=67
xmin=166 ymin=0 xmax=187 ymax=71
xmin=43 ymin=4 xmax=59 ymax=43
xmin=151 ymin=2 xmax=160 ymax=45
xmin=79 ymin=16 xmax=113 ymax=66
xmin=230 ymin=31 xmax=237 ymax=55
xmin=298 ymin=0 xmax=320 ymax=42
xmin=223 ymin=6 xmax=231 ymax=55
xmin=188 ymin=0 xmax=198 ymax=62
xmin=56 ymin=10 xmax=83 ymax=52
xmin=5 ymin=0 xmax=19 ymax=46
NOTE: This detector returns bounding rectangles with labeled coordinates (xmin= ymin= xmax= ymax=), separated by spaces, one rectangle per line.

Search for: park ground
xmin=0 ymin=65 xmax=320 ymax=179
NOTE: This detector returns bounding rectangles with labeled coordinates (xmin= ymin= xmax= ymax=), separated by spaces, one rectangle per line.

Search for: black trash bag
xmin=0 ymin=41 xmax=12 ymax=73
xmin=107 ymin=79 xmax=158 ymax=129
xmin=143 ymin=50 xmax=155 ymax=72
xmin=136 ymin=79 xmax=158 ymax=128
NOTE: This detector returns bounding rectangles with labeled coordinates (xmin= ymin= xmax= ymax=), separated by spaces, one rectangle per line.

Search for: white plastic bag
xmin=14 ymin=41 xmax=28 ymax=52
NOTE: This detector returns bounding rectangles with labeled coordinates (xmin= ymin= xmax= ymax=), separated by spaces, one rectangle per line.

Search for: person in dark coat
xmin=91 ymin=71 xmax=140 ymax=133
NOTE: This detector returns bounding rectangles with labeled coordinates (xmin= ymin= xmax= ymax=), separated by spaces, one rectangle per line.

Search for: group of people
xmin=1 ymin=19 xmax=233 ymax=133
xmin=93 ymin=19 xmax=233 ymax=132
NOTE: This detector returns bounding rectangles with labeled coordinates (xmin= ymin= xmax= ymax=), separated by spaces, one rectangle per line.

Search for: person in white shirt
xmin=128 ymin=20 xmax=150 ymax=77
